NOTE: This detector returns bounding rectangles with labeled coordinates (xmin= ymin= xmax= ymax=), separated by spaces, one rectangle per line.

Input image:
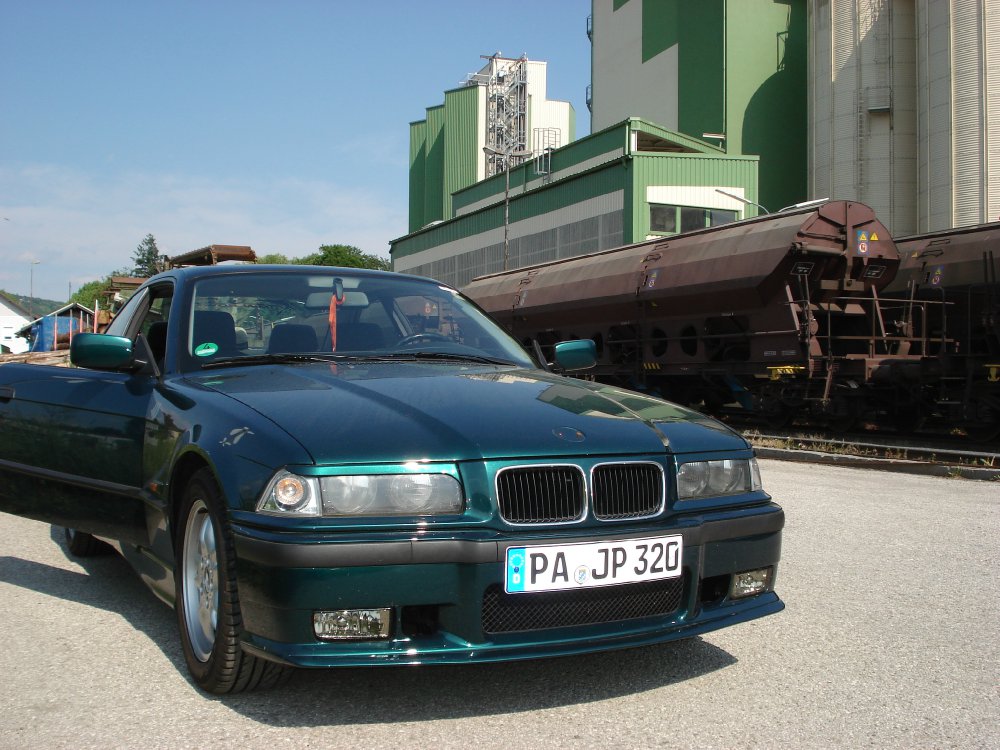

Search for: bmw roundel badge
xmin=552 ymin=427 xmax=586 ymax=443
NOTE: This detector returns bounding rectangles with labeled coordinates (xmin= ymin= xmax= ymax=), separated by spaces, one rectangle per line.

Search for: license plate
xmin=504 ymin=535 xmax=682 ymax=593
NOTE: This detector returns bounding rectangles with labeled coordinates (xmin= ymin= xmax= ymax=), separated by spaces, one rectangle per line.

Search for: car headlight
xmin=676 ymin=458 xmax=763 ymax=500
xmin=321 ymin=474 xmax=463 ymax=516
xmin=258 ymin=472 xmax=321 ymax=515
xmin=257 ymin=469 xmax=464 ymax=517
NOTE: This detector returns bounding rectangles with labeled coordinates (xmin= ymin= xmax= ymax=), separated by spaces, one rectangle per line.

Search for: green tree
xmin=69 ymin=277 xmax=115 ymax=310
xmin=300 ymin=244 xmax=390 ymax=271
xmin=132 ymin=234 xmax=162 ymax=277
xmin=257 ymin=252 xmax=291 ymax=264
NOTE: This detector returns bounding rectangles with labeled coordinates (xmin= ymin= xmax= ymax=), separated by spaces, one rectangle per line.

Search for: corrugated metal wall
xmin=809 ymin=0 xmax=833 ymax=201
xmin=890 ymin=1 xmax=918 ymax=233
xmin=443 ymin=87 xmax=480 ymax=222
xmin=952 ymin=0 xmax=984 ymax=226
xmin=917 ymin=0 xmax=949 ymax=230
xmin=811 ymin=0 xmax=931 ymax=235
xmin=917 ymin=0 xmax=998 ymax=230
xmin=423 ymin=106 xmax=446 ymax=228
xmin=453 ymin=124 xmax=627 ymax=214
xmin=394 ymin=187 xmax=626 ymax=289
xmin=990 ymin=1 xmax=1000 ymax=223
xmin=629 ymin=153 xmax=759 ymax=238
xmin=395 ymin=162 xmax=628 ymax=258
xmin=809 ymin=0 xmax=864 ymax=204
xmin=409 ymin=122 xmax=427 ymax=232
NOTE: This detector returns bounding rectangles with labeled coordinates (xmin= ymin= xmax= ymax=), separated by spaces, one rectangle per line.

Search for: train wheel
xmin=758 ymin=383 xmax=805 ymax=430
xmin=760 ymin=401 xmax=792 ymax=429
xmin=963 ymin=399 xmax=1000 ymax=443
xmin=827 ymin=413 xmax=858 ymax=433
xmin=892 ymin=406 xmax=926 ymax=435
xmin=825 ymin=397 xmax=860 ymax=433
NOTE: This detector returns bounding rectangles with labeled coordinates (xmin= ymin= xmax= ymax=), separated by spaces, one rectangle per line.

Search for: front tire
xmin=175 ymin=468 xmax=292 ymax=693
xmin=63 ymin=528 xmax=112 ymax=557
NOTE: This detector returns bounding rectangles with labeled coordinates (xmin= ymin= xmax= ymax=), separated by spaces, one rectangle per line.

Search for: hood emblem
xmin=553 ymin=427 xmax=586 ymax=443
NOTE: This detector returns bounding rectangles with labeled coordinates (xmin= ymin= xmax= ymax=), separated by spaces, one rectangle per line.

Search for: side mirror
xmin=70 ymin=333 xmax=135 ymax=370
xmin=553 ymin=339 xmax=597 ymax=372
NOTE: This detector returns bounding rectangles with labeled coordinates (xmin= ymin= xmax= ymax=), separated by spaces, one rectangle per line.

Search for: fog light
xmin=729 ymin=567 xmax=773 ymax=599
xmin=313 ymin=609 xmax=392 ymax=640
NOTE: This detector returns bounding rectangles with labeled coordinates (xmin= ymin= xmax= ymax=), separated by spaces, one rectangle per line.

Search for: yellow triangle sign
xmin=870 ymin=232 xmax=879 ymax=241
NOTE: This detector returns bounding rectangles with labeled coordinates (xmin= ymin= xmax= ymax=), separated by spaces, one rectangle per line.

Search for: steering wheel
xmin=395 ymin=332 xmax=450 ymax=348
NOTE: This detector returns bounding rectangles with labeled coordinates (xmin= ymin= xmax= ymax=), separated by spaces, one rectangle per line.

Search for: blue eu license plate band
xmin=504 ymin=535 xmax=683 ymax=594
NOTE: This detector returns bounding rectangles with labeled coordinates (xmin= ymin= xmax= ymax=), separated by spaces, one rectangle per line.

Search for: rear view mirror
xmin=70 ymin=333 xmax=135 ymax=370
xmin=553 ymin=339 xmax=597 ymax=372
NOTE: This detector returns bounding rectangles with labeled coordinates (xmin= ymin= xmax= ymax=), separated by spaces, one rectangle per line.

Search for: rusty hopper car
xmin=464 ymin=200 xmax=911 ymax=430
xmin=884 ymin=223 xmax=1000 ymax=440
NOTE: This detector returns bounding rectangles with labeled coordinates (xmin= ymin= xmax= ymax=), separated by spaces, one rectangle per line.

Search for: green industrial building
xmin=393 ymin=118 xmax=758 ymax=288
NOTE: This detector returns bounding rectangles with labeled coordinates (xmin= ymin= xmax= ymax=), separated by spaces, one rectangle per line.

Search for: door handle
xmin=0 ymin=386 xmax=13 ymax=402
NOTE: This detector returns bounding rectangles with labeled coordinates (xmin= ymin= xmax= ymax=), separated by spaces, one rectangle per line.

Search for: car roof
xmin=144 ymin=264 xmax=443 ymax=287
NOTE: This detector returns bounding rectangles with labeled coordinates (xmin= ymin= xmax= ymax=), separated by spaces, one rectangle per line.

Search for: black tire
xmin=964 ymin=399 xmax=1000 ymax=443
xmin=174 ymin=468 xmax=293 ymax=694
xmin=63 ymin=527 xmax=112 ymax=557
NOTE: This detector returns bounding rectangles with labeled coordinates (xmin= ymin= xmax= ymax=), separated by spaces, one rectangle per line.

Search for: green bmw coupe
xmin=0 ymin=265 xmax=783 ymax=693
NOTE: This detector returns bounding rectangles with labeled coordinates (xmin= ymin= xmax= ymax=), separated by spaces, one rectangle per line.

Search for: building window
xmin=649 ymin=204 xmax=677 ymax=233
xmin=709 ymin=208 xmax=739 ymax=226
xmin=649 ymin=203 xmax=740 ymax=235
xmin=680 ymin=206 xmax=706 ymax=232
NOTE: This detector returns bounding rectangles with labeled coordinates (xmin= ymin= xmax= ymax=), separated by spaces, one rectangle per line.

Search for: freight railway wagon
xmin=884 ymin=223 xmax=1000 ymax=440
xmin=464 ymin=200 xmax=927 ymax=432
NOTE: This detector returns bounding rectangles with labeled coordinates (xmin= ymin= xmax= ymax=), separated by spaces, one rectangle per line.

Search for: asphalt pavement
xmin=0 ymin=459 xmax=996 ymax=749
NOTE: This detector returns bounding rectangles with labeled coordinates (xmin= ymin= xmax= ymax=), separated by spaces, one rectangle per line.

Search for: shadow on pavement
xmin=0 ymin=526 xmax=185 ymax=674
xmin=0 ymin=527 xmax=737 ymax=725
xmin=219 ymin=636 xmax=738 ymax=727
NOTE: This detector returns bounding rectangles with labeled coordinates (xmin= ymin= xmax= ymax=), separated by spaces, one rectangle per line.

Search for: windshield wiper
xmin=200 ymin=353 xmax=358 ymax=369
xmin=368 ymin=351 xmax=518 ymax=366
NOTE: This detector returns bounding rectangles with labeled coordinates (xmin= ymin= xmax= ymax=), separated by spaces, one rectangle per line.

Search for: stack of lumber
xmin=0 ymin=350 xmax=73 ymax=366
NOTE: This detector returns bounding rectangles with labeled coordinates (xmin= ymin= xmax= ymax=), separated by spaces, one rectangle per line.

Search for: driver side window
xmin=139 ymin=293 xmax=172 ymax=366
xmin=128 ymin=286 xmax=173 ymax=368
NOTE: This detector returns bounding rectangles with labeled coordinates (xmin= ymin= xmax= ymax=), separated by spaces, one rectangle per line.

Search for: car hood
xmin=187 ymin=362 xmax=748 ymax=464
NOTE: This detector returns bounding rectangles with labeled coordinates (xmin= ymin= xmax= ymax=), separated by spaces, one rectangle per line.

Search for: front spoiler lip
xmin=232 ymin=505 xmax=785 ymax=568
xmin=240 ymin=592 xmax=785 ymax=668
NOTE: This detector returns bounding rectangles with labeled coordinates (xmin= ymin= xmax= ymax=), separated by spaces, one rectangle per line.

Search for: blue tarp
xmin=28 ymin=315 xmax=86 ymax=352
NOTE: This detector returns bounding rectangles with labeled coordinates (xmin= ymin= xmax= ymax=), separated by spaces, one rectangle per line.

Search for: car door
xmin=0 ymin=284 xmax=173 ymax=545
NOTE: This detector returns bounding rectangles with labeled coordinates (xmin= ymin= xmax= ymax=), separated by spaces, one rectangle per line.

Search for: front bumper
xmin=232 ymin=504 xmax=784 ymax=667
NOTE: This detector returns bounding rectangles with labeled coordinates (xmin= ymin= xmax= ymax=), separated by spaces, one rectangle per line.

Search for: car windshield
xmin=183 ymin=269 xmax=534 ymax=370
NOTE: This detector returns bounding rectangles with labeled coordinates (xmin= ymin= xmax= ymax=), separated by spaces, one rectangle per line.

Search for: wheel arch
xmin=169 ymin=451 xmax=214 ymax=547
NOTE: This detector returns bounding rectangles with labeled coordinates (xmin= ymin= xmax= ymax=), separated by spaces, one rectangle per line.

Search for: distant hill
xmin=0 ymin=290 xmax=64 ymax=317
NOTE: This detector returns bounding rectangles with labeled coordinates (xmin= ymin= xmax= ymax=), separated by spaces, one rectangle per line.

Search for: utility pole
xmin=483 ymin=145 xmax=532 ymax=271
xmin=29 ymin=260 xmax=41 ymax=317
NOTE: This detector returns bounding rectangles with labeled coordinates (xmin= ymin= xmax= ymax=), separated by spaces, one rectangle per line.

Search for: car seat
xmin=268 ymin=324 xmax=318 ymax=353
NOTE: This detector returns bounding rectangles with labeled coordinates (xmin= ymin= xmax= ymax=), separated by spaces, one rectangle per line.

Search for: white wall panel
xmin=919 ymin=0 xmax=954 ymax=230
xmin=591 ymin=0 xmax=678 ymax=132
xmin=809 ymin=0 xmax=834 ymax=198
xmin=952 ymin=0 xmax=984 ymax=226
xmin=987 ymin=0 xmax=1000 ymax=222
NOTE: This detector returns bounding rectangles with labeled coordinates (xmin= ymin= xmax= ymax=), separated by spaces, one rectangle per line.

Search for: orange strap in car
xmin=328 ymin=294 xmax=344 ymax=350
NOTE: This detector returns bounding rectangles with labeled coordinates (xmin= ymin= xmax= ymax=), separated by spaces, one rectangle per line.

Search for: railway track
xmin=743 ymin=427 xmax=1000 ymax=481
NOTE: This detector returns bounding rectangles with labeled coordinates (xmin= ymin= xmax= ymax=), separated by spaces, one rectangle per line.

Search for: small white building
xmin=0 ymin=294 xmax=32 ymax=354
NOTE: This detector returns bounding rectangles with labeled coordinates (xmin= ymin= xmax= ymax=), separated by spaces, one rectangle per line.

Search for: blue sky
xmin=0 ymin=0 xmax=592 ymax=302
